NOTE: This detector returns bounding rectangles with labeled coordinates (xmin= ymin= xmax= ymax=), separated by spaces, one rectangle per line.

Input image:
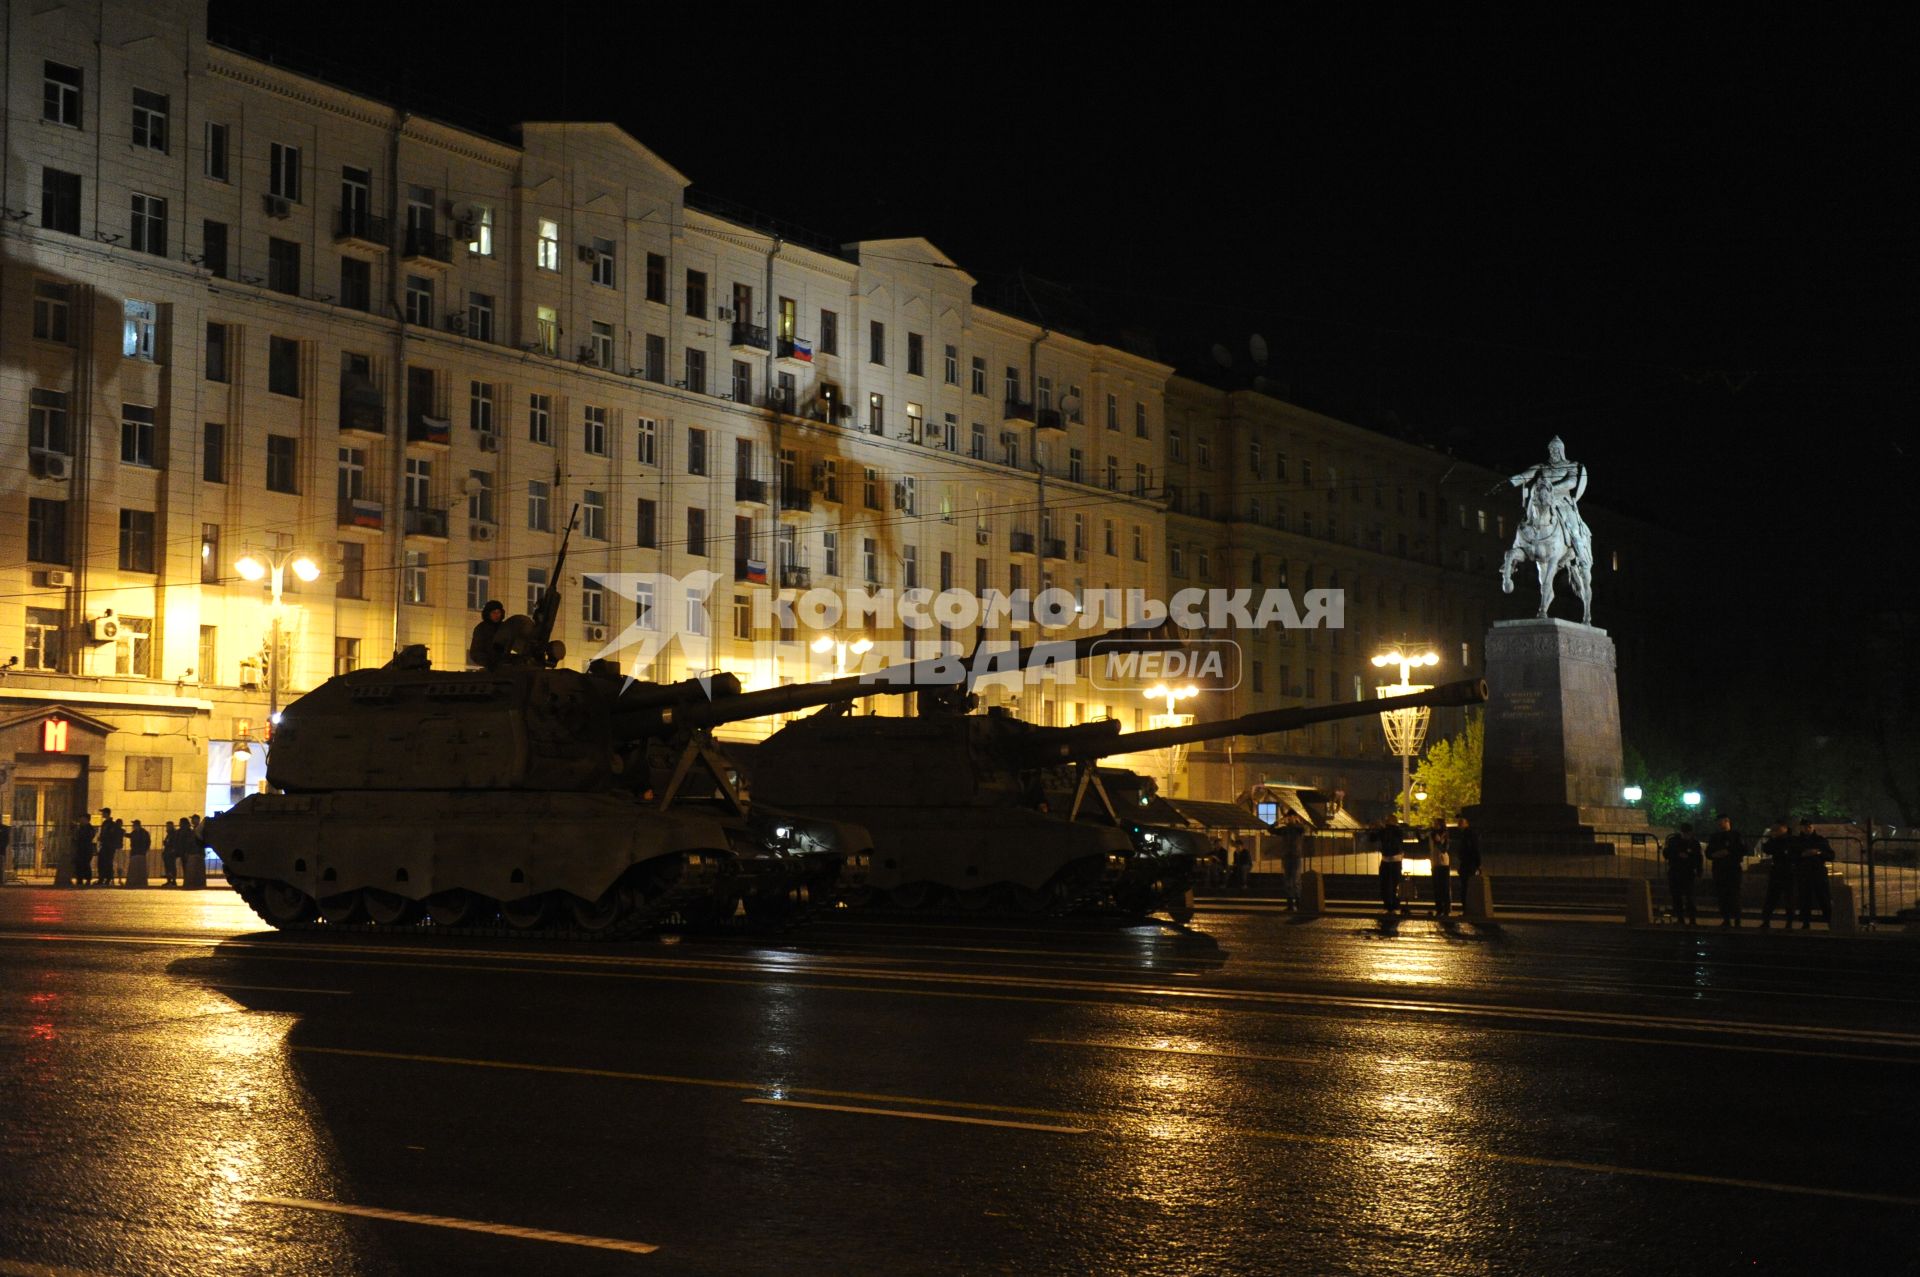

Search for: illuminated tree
xmin=1407 ymin=712 xmax=1481 ymax=822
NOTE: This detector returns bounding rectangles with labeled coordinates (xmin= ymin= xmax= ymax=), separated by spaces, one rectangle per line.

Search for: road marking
xmin=1033 ymin=1038 xmax=1329 ymax=1067
xmin=743 ymin=1097 xmax=1088 ymax=1134
xmin=295 ymin=1045 xmax=1088 ymax=1123
xmin=1238 ymin=1130 xmax=1920 ymax=1209
xmin=245 ymin=1196 xmax=657 ymax=1255
xmin=200 ymin=982 xmax=351 ymax=996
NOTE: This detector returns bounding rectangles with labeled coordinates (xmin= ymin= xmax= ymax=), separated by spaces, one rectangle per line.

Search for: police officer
xmin=1758 ymin=818 xmax=1796 ymax=929
xmin=1452 ymin=813 xmax=1482 ymax=903
xmin=95 ymin=810 xmax=124 ymax=887
xmin=1376 ymin=818 xmax=1408 ymax=915
xmin=1662 ymin=822 xmax=1703 ymax=925
xmin=1704 ymin=813 xmax=1748 ymax=926
xmin=1793 ymin=817 xmax=1835 ymax=929
xmin=468 ymin=600 xmax=507 ymax=668
xmin=1428 ymin=820 xmax=1453 ymax=918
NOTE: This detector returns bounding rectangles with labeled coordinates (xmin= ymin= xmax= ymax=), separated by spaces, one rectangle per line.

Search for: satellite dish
xmin=1060 ymin=392 xmax=1081 ymax=417
xmin=462 ymin=475 xmax=484 ymax=495
xmin=1249 ymin=333 xmax=1269 ymax=365
xmin=1210 ymin=343 xmax=1233 ymax=369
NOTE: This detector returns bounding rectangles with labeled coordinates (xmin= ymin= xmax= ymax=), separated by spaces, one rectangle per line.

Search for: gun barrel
xmin=1082 ymin=678 xmax=1488 ymax=758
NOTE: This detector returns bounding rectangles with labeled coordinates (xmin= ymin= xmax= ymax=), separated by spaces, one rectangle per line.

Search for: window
xmin=898 ymin=476 xmax=917 ymax=514
xmin=583 ymin=490 xmax=606 ymax=539
xmin=1250 ymin=439 xmax=1263 ymax=475
xmin=1135 ymin=402 xmax=1148 ymax=438
xmin=526 ymin=568 xmax=549 ymax=615
xmin=29 ymin=389 xmax=70 ymax=454
xmin=335 ymin=637 xmax=361 ymax=677
xmin=41 ymin=168 xmax=81 ymax=234
xmin=470 ymin=381 xmax=495 ymax=436
xmin=405 ymin=274 xmax=433 ymax=326
xmin=527 ymin=480 xmax=551 ymax=532
xmin=1134 ymin=462 xmax=1148 ymax=496
xmin=202 ymin=322 xmax=229 ymax=382
xmin=467 ymin=469 xmax=494 ymax=523
xmin=589 ymin=321 xmax=614 ymax=368
xmin=645 ymin=252 xmax=666 ymax=302
xmin=118 ymin=509 xmax=156 ymax=572
xmin=902 ymin=545 xmax=920 ymax=589
xmin=944 ymin=344 xmax=959 ymax=384
xmin=336 ymin=542 xmax=366 ymax=599
xmin=1169 ymin=544 xmax=1184 ymax=576
xmin=686 ymin=591 xmax=709 ymax=636
xmin=1068 ymin=448 xmax=1084 ymax=484
xmin=822 ymin=530 xmax=839 ymax=577
xmin=644 ymin=334 xmax=666 ymax=381
xmin=259 ymin=237 xmax=299 ymax=295
xmin=265 ymin=143 xmax=300 ymax=202
xmin=862 ymin=537 xmax=879 ymax=585
xmin=537 ymin=219 xmax=559 ymax=270
xmin=1001 ymin=432 xmax=1019 ymax=467
xmin=266 ymin=436 xmax=298 ymax=493
xmin=467 ymin=293 xmax=495 ymax=343
xmin=198 ymin=524 xmax=220 ymax=584
xmin=1037 ymin=376 xmax=1053 ymax=413
xmin=535 ymin=306 xmax=559 ymax=356
xmin=636 ymin=498 xmax=657 ymax=548
xmin=864 ymin=467 xmax=880 ymax=510
xmin=203 ymin=422 xmax=226 ymax=483
xmin=688 ymin=427 xmax=708 ymax=475
xmin=1005 ymin=366 xmax=1020 ymax=403
xmin=971 ymin=357 xmax=987 ymax=395
xmin=868 ymin=393 xmax=885 ymax=435
xmin=686 ymin=269 xmax=708 ymax=317
xmin=28 ymin=498 xmax=69 ymax=564
xmin=584 ymin=582 xmax=608 ymax=627
xmin=1103 ymin=520 xmax=1117 ymax=557
xmin=131 ymin=89 xmax=169 ymax=152
xmin=122 ymin=300 xmax=157 ymax=361
xmin=529 ymin=393 xmax=552 ymax=445
xmin=732 ymin=594 xmax=752 ymax=640
xmin=686 ymin=349 xmax=707 ymax=395
xmin=268 ymin=336 xmax=301 ymax=396
xmin=44 ymin=62 xmax=82 ymax=126
xmin=777 ymin=371 xmax=797 ymax=412
xmin=636 ymin=417 xmax=658 ymax=465
xmin=942 ymin=412 xmax=959 ymax=451
xmin=731 ymin=360 xmax=752 ymax=402
xmin=591 ymin=237 xmax=616 ymax=287
xmin=907 ymin=332 xmax=924 ymax=376
xmin=33 ymin=281 xmax=72 ymax=343
xmin=403 ymin=457 xmax=434 ymax=513
xmin=26 ymin=609 xmax=64 ymax=672
xmin=340 ymin=255 xmax=370 ymax=310
xmin=1106 ymin=394 xmax=1119 ymax=431
xmin=870 ymin=320 xmax=886 ymax=365
xmin=114 ymin=617 xmax=153 ymax=677
xmin=130 ymin=193 xmax=167 ymax=256
xmin=466 ymin=205 xmax=493 ymax=256
xmin=819 ymin=309 xmax=838 ymax=355
xmin=403 ymin=551 xmax=429 ymax=605
xmin=1133 ymin=524 xmax=1145 ymax=561
xmin=634 ymin=583 xmax=657 ymax=629
xmin=120 ymin=404 xmax=157 ymax=466
xmin=686 ymin=507 xmax=707 ymax=556
xmin=971 ymin=422 xmax=986 ymax=459
xmin=1105 ymin=455 xmax=1118 ymax=490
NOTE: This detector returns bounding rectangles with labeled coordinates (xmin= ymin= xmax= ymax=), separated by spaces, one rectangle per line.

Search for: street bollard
xmin=1829 ymin=877 xmax=1859 ymax=935
xmin=1298 ymin=869 xmax=1325 ymax=917
xmin=1465 ymin=874 xmax=1494 ymax=920
xmin=124 ymin=851 xmax=149 ymax=888
xmin=1626 ymin=879 xmax=1654 ymax=925
xmin=181 ymin=853 xmax=208 ymax=890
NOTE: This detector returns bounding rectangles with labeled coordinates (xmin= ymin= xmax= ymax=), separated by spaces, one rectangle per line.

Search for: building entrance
xmin=8 ymin=768 xmax=81 ymax=875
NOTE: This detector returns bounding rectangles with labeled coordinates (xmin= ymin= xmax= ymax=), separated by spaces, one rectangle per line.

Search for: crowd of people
xmin=66 ymin=808 xmax=211 ymax=887
xmin=1661 ymin=815 xmax=1836 ymax=929
xmin=1372 ymin=816 xmax=1483 ymax=917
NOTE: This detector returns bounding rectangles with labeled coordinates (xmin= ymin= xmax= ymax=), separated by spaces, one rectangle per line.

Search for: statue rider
xmin=1507 ymin=436 xmax=1592 ymax=567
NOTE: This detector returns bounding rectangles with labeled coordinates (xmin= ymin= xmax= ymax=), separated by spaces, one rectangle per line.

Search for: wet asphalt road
xmin=1 ymin=888 xmax=1917 ymax=1276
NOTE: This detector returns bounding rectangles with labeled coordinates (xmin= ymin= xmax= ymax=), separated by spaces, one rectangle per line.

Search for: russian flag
xmin=745 ymin=559 xmax=767 ymax=584
xmin=790 ymin=337 xmax=812 ymax=363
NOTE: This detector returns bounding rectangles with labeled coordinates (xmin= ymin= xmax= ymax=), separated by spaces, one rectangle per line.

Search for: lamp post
xmin=235 ymin=549 xmax=321 ymax=735
xmin=1373 ymin=648 xmax=1439 ymax=822
xmin=810 ymin=633 xmax=873 ymax=679
xmin=1143 ymin=682 xmax=1198 ymax=796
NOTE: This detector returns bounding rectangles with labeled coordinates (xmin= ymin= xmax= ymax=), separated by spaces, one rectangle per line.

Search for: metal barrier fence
xmin=6 ymin=822 xmax=64 ymax=879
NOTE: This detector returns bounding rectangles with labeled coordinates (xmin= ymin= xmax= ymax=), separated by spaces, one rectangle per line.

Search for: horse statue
xmin=1499 ymin=438 xmax=1594 ymax=625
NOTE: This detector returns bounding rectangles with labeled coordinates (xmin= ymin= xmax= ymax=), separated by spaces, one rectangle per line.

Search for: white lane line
xmin=743 ymin=1097 xmax=1088 ymax=1134
xmin=1032 ymin=1038 xmax=1329 ymax=1066
xmin=245 ymin=1196 xmax=657 ymax=1255
xmin=200 ymin=982 xmax=351 ymax=996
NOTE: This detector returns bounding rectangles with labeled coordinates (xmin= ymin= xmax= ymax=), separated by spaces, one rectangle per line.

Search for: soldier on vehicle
xmin=1758 ymin=819 xmax=1796 ymax=928
xmin=1662 ymin=822 xmax=1704 ymax=925
xmin=468 ymin=600 xmax=508 ymax=668
xmin=1793 ymin=817 xmax=1835 ymax=929
xmin=1704 ymin=814 xmax=1747 ymax=926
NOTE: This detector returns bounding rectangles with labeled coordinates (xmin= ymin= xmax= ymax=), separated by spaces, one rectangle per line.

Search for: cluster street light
xmin=811 ymin=633 xmax=873 ymax=679
xmin=235 ymin=549 xmax=321 ymax=733
xmin=1143 ymin=683 xmax=1199 ymax=796
xmin=1373 ymin=648 xmax=1440 ymax=822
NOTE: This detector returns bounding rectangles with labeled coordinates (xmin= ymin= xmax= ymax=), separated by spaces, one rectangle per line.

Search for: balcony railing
xmin=779 ymin=487 xmax=813 ymax=514
xmin=1035 ymin=408 xmax=1066 ymax=432
xmin=1010 ymin=531 xmax=1036 ymax=554
xmin=339 ymin=378 xmax=385 ymax=433
xmin=776 ymin=336 xmax=813 ymax=362
xmin=406 ymin=416 xmax=452 ymax=446
xmin=735 ymin=476 xmax=769 ymax=504
xmin=333 ymin=209 xmax=390 ymax=247
xmin=1042 ymin=538 xmax=1067 ymax=560
xmin=402 ymin=229 xmax=453 ymax=264
xmin=730 ymin=321 xmax=770 ymax=351
xmin=338 ymin=497 xmax=384 ymax=530
xmin=1003 ymin=399 xmax=1036 ymax=426
xmin=780 ymin=566 xmax=812 ymax=590
xmin=403 ymin=507 xmax=449 ymax=538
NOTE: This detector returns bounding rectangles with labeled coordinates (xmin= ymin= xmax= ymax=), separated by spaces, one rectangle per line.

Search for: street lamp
xmin=810 ymin=633 xmax=873 ymax=678
xmin=235 ymin=549 xmax=321 ymax=735
xmin=1623 ymin=785 xmax=1643 ymax=803
xmin=1143 ymin=683 xmax=1199 ymax=795
xmin=1682 ymin=790 xmax=1702 ymax=809
xmin=1373 ymin=648 xmax=1440 ymax=822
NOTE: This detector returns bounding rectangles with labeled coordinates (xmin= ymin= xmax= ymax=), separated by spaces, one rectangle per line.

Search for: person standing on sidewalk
xmin=95 ymin=810 xmax=124 ymax=887
xmin=1376 ymin=818 xmax=1408 ymax=915
xmin=1793 ymin=817 xmax=1835 ymax=929
xmin=1428 ymin=820 xmax=1454 ymax=918
xmin=1662 ymin=823 xmax=1703 ymax=925
xmin=1759 ymin=819 xmax=1796 ymax=928
xmin=126 ymin=820 xmax=152 ymax=885
xmin=1452 ymin=814 xmax=1482 ymax=905
xmin=1277 ymin=814 xmax=1307 ymax=910
xmin=69 ymin=817 xmax=96 ymax=886
xmin=1704 ymin=814 xmax=1748 ymax=926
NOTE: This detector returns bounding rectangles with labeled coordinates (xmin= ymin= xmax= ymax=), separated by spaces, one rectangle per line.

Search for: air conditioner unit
xmin=46 ymin=569 xmax=74 ymax=587
xmin=717 ymin=306 xmax=735 ymax=321
xmin=478 ymin=432 xmax=499 ymax=452
xmin=892 ymin=482 xmax=909 ymax=510
xmin=454 ymin=219 xmax=476 ymax=242
xmin=40 ymin=453 xmax=72 ymax=481
xmin=90 ymin=613 xmax=119 ymax=642
xmin=577 ymin=244 xmax=597 ymax=263
xmin=262 ymin=194 xmax=291 ymax=218
xmin=471 ymin=522 xmax=497 ymax=542
xmin=975 ymin=527 xmax=990 ymax=545
xmin=445 ymin=313 xmax=467 ymax=333
xmin=810 ymin=461 xmax=828 ymax=485
xmin=585 ymin=624 xmax=607 ymax=642
xmin=579 ymin=346 xmax=599 ymax=366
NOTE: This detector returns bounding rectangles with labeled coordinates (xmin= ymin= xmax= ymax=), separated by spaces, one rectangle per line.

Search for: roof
xmin=1165 ymin=799 xmax=1273 ymax=833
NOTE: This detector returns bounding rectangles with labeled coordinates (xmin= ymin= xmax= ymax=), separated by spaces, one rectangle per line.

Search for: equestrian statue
xmin=1499 ymin=436 xmax=1594 ymax=625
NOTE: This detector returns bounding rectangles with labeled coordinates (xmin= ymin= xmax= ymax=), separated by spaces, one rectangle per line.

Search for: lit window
xmin=537 ymin=219 xmax=559 ymax=271
xmin=123 ymin=300 xmax=157 ymax=361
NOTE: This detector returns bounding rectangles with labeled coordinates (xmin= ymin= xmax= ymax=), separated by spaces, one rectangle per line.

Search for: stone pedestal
xmin=1465 ymin=618 xmax=1648 ymax=853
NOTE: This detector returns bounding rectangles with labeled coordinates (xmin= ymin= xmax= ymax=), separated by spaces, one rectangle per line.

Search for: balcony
xmin=1035 ymin=408 xmax=1066 ymax=432
xmin=776 ymin=336 xmax=813 ymax=363
xmin=1010 ymin=531 xmax=1035 ymax=554
xmin=730 ymin=321 xmax=770 ymax=352
xmin=333 ymin=209 xmax=390 ymax=251
xmin=780 ymin=566 xmax=812 ymax=590
xmin=338 ymin=497 xmax=384 ymax=530
xmin=779 ymin=486 xmax=814 ymax=517
xmin=1042 ymin=538 xmax=1067 ymax=561
xmin=1003 ymin=399 xmax=1036 ymax=427
xmin=735 ymin=476 xmax=769 ymax=505
xmin=403 ymin=507 xmax=449 ymax=539
xmin=339 ymin=377 xmax=385 ymax=434
xmin=402 ymin=229 xmax=453 ymax=266
xmin=406 ymin=415 xmax=452 ymax=446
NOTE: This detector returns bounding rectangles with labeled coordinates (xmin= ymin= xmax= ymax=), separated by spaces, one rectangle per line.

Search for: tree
xmin=1407 ymin=712 xmax=1481 ymax=822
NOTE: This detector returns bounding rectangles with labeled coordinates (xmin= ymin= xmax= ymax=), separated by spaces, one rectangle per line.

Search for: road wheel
xmin=259 ymin=881 xmax=317 ymax=927
xmin=425 ymin=890 xmax=487 ymax=928
xmin=1004 ymin=885 xmax=1051 ymax=915
xmin=888 ymin=881 xmax=936 ymax=910
xmin=567 ymin=886 xmax=625 ymax=933
xmin=500 ymin=892 xmax=554 ymax=931
xmin=363 ymin=890 xmax=419 ymax=926
xmin=318 ymin=892 xmax=365 ymax=925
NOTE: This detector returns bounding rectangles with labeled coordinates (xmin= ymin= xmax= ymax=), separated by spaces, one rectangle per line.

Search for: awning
xmin=1165 ymin=799 xmax=1273 ymax=833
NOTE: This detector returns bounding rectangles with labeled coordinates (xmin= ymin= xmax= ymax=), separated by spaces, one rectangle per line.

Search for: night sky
xmin=209 ymin=5 xmax=1916 ymax=792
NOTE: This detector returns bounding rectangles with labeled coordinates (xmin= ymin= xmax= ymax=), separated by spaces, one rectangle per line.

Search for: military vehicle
xmin=748 ymin=676 xmax=1488 ymax=921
